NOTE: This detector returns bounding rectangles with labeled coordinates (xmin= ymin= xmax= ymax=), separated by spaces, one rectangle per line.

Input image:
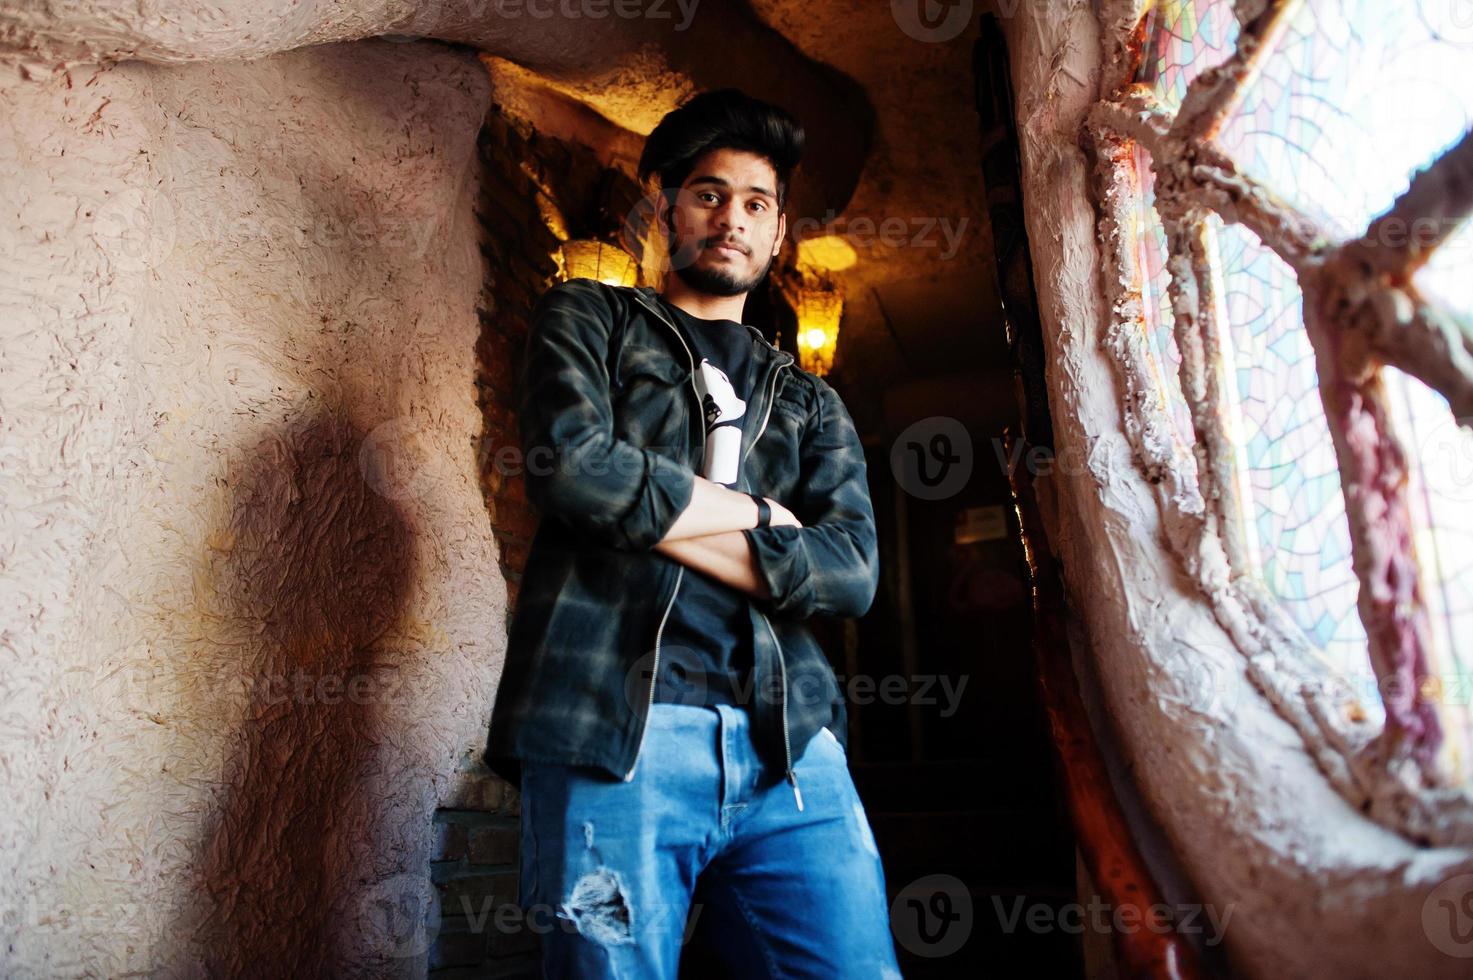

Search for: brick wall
xmin=431 ymin=101 xmax=638 ymax=979
xmin=430 ymin=778 xmax=533 ymax=977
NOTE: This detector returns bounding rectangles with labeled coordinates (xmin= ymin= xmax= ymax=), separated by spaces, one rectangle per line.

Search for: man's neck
xmin=658 ymin=274 xmax=747 ymax=324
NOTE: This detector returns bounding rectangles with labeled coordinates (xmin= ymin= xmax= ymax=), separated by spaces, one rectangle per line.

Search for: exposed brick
xmin=496 ymin=780 xmax=521 ymax=817
xmin=494 ymin=472 xmax=528 ymax=507
xmin=499 ymin=311 xmax=531 ymax=337
xmin=495 ymin=536 xmax=530 ymax=574
xmin=429 ymin=967 xmax=490 ymax=980
xmin=427 ymin=926 xmax=488 ymax=970
xmin=480 ymin=109 xmax=510 ymax=145
xmin=486 ymin=321 xmax=527 ymax=363
xmin=439 ymin=871 xmax=518 ymax=921
xmin=473 ymin=323 xmax=501 ymax=365
xmin=481 ymin=464 xmax=505 ymax=499
xmin=507 ymin=248 xmax=559 ymax=289
xmin=479 ymin=230 xmax=510 ymax=265
xmin=490 ymin=501 xmax=540 ymax=542
xmin=533 ymin=141 xmax=571 ymax=182
xmin=445 ymin=768 xmax=508 ymax=811
xmin=468 ymin=825 xmax=520 ymax=867
xmin=478 ymin=221 xmax=527 ymax=261
xmin=481 ymin=410 xmax=518 ymax=451
xmin=487 ymin=279 xmax=538 ymax=323
xmin=431 ymin=820 xmax=468 ymax=862
xmin=482 ymin=953 xmax=542 ymax=979
xmin=482 ymin=178 xmax=540 ymax=232
xmin=527 ymin=208 xmax=563 ymax=253
xmin=480 ymin=354 xmax=517 ymax=400
xmin=450 ymin=103 xmax=648 ymax=980
xmin=486 ymin=917 xmax=541 ymax=959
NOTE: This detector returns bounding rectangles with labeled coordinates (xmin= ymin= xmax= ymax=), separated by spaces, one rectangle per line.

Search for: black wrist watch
xmin=749 ymin=493 xmax=771 ymax=528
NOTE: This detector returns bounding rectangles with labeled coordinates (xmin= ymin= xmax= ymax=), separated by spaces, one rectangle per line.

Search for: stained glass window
xmin=1137 ymin=0 xmax=1240 ymax=112
xmin=1212 ymin=218 xmax=1368 ymax=672
xmin=1125 ymin=0 xmax=1473 ymax=740
xmin=1217 ymin=0 xmax=1473 ymax=235
xmin=1212 ymin=0 xmax=1473 ymax=739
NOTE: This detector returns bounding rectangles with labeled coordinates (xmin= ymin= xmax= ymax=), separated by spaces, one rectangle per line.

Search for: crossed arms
xmin=650 ymin=479 xmax=802 ymax=601
xmin=517 ymin=279 xmax=880 ymax=621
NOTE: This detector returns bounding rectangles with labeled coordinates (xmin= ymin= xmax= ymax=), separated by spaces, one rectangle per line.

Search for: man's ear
xmin=773 ymin=211 xmax=787 ymax=257
xmin=654 ymin=194 xmax=671 ymax=238
xmin=655 ymin=189 xmax=684 ymax=240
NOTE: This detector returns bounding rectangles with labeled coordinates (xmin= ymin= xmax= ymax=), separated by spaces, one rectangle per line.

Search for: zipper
xmin=748 ymin=355 xmax=807 ymax=807
xmin=623 ymin=289 xmax=703 ymax=783
xmin=741 ymin=360 xmax=789 ymax=474
xmin=625 ymin=565 xmax=684 ymax=781
xmin=625 ymin=288 xmax=801 ymax=808
xmin=760 ymin=610 xmax=802 ymax=810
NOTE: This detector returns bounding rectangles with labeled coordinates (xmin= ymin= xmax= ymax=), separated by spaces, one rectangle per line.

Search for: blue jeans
xmin=518 ymin=703 xmax=904 ymax=978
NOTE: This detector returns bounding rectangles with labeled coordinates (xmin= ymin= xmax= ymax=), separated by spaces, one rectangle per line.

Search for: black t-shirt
xmin=651 ymin=297 xmax=758 ymax=710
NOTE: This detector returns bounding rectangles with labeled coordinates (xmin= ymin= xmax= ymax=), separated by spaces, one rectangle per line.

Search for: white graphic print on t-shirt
xmin=695 ymin=358 xmax=746 ymax=486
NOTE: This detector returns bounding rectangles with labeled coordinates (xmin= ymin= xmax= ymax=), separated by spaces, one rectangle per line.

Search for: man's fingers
xmin=765 ymin=497 xmax=803 ymax=528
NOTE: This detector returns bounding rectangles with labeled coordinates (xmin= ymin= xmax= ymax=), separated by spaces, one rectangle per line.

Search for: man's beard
xmin=668 ymin=232 xmax=775 ymax=297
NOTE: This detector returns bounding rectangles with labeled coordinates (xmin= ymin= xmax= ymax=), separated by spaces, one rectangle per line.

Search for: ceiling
xmin=1 ymin=0 xmax=1010 ymax=434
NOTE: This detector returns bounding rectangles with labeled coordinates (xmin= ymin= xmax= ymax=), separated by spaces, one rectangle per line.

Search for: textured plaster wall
xmin=999 ymin=6 xmax=1473 ymax=979
xmin=0 ymin=39 xmax=501 ymax=975
xmin=0 ymin=0 xmax=870 ymax=234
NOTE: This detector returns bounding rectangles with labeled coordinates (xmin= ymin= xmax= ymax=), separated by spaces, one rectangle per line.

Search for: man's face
xmin=659 ymin=147 xmax=788 ymax=298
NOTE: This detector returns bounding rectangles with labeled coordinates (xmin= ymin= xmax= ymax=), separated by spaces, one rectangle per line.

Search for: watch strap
xmin=749 ymin=493 xmax=771 ymax=528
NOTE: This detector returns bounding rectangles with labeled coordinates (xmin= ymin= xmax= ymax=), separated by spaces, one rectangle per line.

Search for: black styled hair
xmin=637 ymin=89 xmax=805 ymax=211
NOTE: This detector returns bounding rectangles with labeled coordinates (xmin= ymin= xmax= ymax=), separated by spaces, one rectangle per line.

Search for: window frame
xmin=1084 ymin=0 xmax=1473 ymax=845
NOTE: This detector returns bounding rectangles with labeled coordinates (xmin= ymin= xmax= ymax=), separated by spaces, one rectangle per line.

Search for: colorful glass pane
xmin=1211 ymin=218 xmax=1369 ymax=675
xmin=1217 ymin=0 xmax=1473 ymax=235
xmin=1136 ymin=0 xmax=1241 ymax=111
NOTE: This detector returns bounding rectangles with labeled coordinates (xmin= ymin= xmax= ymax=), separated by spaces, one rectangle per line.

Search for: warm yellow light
xmin=558 ymin=239 xmax=639 ymax=287
xmin=796 ymin=235 xmax=858 ymax=273
xmin=789 ymin=277 xmax=843 ymax=376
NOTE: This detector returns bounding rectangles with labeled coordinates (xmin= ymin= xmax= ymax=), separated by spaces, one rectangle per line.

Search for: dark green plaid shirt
xmin=483 ymin=278 xmax=879 ymax=809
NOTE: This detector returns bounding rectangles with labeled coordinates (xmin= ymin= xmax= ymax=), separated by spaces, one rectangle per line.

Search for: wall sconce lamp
xmin=791 ymin=275 xmax=843 ymax=377
xmin=557 ymin=239 xmax=640 ymax=287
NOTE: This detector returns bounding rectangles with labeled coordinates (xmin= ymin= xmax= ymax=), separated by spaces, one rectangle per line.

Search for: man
xmin=485 ymin=89 xmax=902 ymax=979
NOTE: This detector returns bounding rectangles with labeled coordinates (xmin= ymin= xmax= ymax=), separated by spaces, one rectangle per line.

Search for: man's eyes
xmin=696 ymin=192 xmax=770 ymax=212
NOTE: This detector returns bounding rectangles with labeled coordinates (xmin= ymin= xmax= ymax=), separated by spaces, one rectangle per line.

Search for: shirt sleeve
xmin=517 ymin=278 xmax=695 ymax=551
xmin=741 ymin=377 xmax=880 ymax=620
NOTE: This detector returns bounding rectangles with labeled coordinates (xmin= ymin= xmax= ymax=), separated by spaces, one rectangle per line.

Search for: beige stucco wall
xmin=0 ymin=39 xmax=500 ymax=976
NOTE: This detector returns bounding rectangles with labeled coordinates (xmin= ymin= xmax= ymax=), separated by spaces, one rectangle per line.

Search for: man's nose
xmin=713 ymin=199 xmax=746 ymax=235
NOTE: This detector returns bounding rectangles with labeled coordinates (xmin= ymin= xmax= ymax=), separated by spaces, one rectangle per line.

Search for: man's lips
xmin=707 ymin=241 xmax=747 ymax=256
